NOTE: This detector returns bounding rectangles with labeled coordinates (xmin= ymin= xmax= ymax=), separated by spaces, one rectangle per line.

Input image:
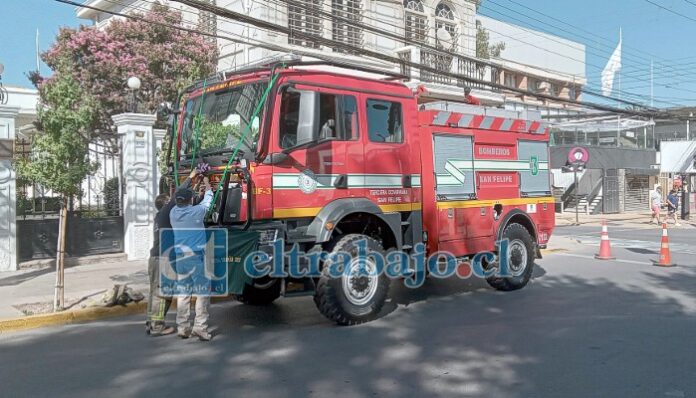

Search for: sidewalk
xmin=555 ymin=211 xmax=696 ymax=228
xmin=0 ymin=259 xmax=148 ymax=319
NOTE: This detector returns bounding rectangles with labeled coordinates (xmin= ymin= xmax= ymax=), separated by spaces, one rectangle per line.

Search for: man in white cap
xmin=170 ymin=171 xmax=214 ymax=341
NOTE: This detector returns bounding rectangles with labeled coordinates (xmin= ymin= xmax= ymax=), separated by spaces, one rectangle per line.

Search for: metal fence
xmin=15 ymin=138 xmax=125 ymax=261
xmin=396 ymin=46 xmax=500 ymax=91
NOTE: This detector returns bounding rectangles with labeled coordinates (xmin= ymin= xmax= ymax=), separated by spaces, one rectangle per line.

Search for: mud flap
xmin=227 ymin=230 xmax=259 ymax=295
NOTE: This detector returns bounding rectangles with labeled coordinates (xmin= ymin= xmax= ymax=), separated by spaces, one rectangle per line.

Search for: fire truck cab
xmin=166 ymin=59 xmax=555 ymax=325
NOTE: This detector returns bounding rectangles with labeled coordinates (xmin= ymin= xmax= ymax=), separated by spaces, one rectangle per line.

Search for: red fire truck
xmin=164 ymin=59 xmax=555 ymax=325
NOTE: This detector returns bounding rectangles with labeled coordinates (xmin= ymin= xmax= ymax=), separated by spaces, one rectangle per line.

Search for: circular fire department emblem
xmin=298 ymin=170 xmax=318 ymax=194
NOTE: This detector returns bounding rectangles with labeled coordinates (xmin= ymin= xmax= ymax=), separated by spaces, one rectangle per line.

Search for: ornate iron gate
xmin=603 ymin=169 xmax=620 ymax=214
xmin=15 ymin=138 xmax=125 ymax=262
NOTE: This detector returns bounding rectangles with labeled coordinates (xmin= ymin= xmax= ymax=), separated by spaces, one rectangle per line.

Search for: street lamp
xmin=127 ymin=76 xmax=141 ymax=113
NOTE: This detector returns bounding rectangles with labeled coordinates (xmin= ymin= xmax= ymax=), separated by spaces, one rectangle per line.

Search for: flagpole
xmin=36 ymin=29 xmax=40 ymax=73
xmin=617 ymin=28 xmax=622 ymax=146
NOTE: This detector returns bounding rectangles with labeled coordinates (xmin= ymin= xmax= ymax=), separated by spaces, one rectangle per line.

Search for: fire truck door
xmin=362 ymin=97 xmax=415 ymax=210
xmin=271 ymin=88 xmax=361 ymax=218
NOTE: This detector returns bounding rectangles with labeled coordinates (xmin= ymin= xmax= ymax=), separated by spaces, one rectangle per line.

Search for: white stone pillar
xmin=112 ymin=113 xmax=158 ymax=261
xmin=0 ymin=106 xmax=20 ymax=272
xmin=153 ymin=128 xmax=167 ymax=195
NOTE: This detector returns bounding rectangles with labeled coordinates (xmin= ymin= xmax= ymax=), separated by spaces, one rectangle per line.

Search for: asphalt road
xmin=554 ymin=223 xmax=696 ymax=261
xmin=1 ymin=230 xmax=695 ymax=398
xmin=554 ymin=223 xmax=694 ymax=245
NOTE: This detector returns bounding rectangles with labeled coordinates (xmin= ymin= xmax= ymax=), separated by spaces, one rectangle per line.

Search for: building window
xmin=332 ymin=0 xmax=363 ymax=53
xmin=404 ymin=0 xmax=428 ymax=44
xmin=550 ymin=82 xmax=561 ymax=97
xmin=504 ymin=73 xmax=517 ymax=88
xmin=569 ymin=85 xmax=580 ymax=100
xmin=435 ymin=3 xmax=455 ymax=19
xmin=421 ymin=1 xmax=457 ymax=82
xmin=197 ymin=0 xmax=217 ymax=45
xmin=434 ymin=2 xmax=457 ymax=50
xmin=288 ymin=0 xmax=322 ymax=49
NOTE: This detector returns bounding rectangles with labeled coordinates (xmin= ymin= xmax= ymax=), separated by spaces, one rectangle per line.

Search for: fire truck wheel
xmin=486 ymin=223 xmax=535 ymax=292
xmin=314 ymin=234 xmax=390 ymax=325
xmin=237 ymin=277 xmax=281 ymax=305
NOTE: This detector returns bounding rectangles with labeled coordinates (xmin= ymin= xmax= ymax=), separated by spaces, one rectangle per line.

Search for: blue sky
xmin=0 ymin=0 xmax=80 ymax=88
xmin=478 ymin=0 xmax=696 ymax=108
xmin=1 ymin=0 xmax=695 ymax=108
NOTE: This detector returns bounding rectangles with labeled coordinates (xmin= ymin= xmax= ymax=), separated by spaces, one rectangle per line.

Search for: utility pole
xmin=574 ymin=167 xmax=579 ymax=225
xmin=688 ymin=112 xmax=692 ymax=140
xmin=650 ymin=59 xmax=654 ymax=108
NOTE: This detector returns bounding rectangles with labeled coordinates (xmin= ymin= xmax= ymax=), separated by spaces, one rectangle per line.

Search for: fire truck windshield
xmin=179 ymin=82 xmax=265 ymax=160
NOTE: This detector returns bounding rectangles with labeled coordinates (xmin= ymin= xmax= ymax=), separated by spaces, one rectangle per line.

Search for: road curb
xmin=0 ymin=295 xmax=239 ymax=334
xmin=0 ymin=301 xmax=148 ymax=334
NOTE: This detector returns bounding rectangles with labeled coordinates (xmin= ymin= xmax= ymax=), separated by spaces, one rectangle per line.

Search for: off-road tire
xmin=486 ymin=223 xmax=535 ymax=291
xmin=237 ymin=277 xmax=281 ymax=305
xmin=314 ymin=234 xmax=390 ymax=325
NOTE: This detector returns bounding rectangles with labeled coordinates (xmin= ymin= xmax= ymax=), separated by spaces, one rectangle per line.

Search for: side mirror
xmin=156 ymin=102 xmax=175 ymax=121
xmin=265 ymin=152 xmax=289 ymax=165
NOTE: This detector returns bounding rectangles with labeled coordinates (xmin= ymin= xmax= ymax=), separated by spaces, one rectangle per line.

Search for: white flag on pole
xmin=601 ymin=30 xmax=622 ymax=96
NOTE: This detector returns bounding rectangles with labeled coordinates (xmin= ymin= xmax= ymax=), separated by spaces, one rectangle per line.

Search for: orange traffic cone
xmin=595 ymin=220 xmax=616 ymax=260
xmin=652 ymin=223 xmax=676 ymax=267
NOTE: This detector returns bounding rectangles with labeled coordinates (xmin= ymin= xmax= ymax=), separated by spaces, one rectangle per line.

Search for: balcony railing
xmin=396 ymin=46 xmax=499 ymax=91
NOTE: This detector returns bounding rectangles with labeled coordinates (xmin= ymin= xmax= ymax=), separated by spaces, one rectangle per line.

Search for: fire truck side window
xmin=367 ymin=99 xmax=403 ymax=143
xmin=279 ymin=90 xmax=358 ymax=149
xmin=337 ymin=95 xmax=358 ymax=141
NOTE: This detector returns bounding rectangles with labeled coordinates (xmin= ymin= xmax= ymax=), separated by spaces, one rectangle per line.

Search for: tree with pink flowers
xmin=30 ymin=3 xmax=218 ymax=143
xmin=19 ymin=3 xmax=218 ymax=310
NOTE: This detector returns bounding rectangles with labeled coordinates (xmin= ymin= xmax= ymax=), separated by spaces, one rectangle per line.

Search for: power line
xmin=58 ymin=0 xmax=691 ymax=117
xmin=448 ymin=0 xmax=696 ymax=104
xmin=170 ymin=0 xmax=681 ymax=116
xmin=496 ymin=0 xmax=696 ymax=73
xmin=644 ymin=0 xmax=696 ymax=23
xmin=263 ymin=0 xmax=669 ymax=108
xmin=482 ymin=0 xmax=696 ymax=83
xmin=103 ymin=0 xmax=676 ymax=108
xmin=478 ymin=0 xmax=696 ymax=103
xmin=477 ymin=0 xmax=696 ymax=102
xmin=241 ymin=0 xmax=695 ymax=103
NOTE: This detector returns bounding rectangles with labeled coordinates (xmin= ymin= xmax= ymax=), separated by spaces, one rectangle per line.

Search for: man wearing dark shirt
xmin=667 ymin=189 xmax=681 ymax=226
xmin=145 ymin=170 xmax=197 ymax=336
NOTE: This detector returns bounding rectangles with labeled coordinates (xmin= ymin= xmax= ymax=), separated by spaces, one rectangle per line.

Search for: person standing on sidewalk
xmin=650 ymin=186 xmax=663 ymax=225
xmin=667 ymin=189 xmax=681 ymax=226
xmin=145 ymin=169 xmax=199 ymax=336
xmin=170 ymin=172 xmax=214 ymax=341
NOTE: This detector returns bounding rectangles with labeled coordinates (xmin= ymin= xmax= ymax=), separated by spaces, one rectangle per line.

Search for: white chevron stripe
xmin=272 ymin=173 xmax=422 ymax=189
